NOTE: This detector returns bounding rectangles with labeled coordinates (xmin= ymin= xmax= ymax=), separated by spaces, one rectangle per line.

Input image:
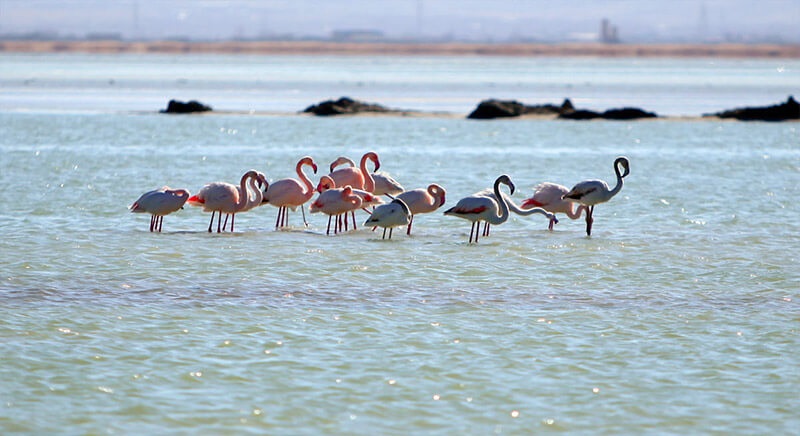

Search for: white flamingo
xmin=443 ymin=175 xmax=515 ymax=243
xmin=187 ymin=170 xmax=266 ymax=233
xmin=129 ymin=186 xmax=190 ymax=232
xmin=521 ymin=182 xmax=587 ymax=230
xmin=562 ymin=156 xmax=630 ymax=236
xmin=364 ymin=198 xmax=412 ymax=240
xmin=395 ymin=183 xmax=446 ymax=235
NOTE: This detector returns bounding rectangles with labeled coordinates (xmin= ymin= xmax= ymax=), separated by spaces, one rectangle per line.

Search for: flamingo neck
xmin=360 ymin=154 xmax=376 ymax=193
xmin=566 ymin=204 xmax=587 ymax=220
xmin=488 ymin=179 xmax=511 ymax=225
xmin=242 ymin=173 xmax=262 ymax=211
xmin=297 ymin=161 xmax=315 ymax=198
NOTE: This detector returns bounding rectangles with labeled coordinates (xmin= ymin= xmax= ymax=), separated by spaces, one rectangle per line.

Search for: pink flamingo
xmin=262 ymin=156 xmax=318 ymax=228
xmin=443 ymin=175 xmax=515 ymax=244
xmin=309 ymin=186 xmax=364 ymax=235
xmin=521 ymin=182 xmax=586 ymax=230
xmin=330 ymin=155 xmax=404 ymax=197
xmin=562 ymin=156 xmax=631 ymax=236
xmin=187 ymin=170 xmax=266 ymax=233
xmin=129 ymin=186 xmax=190 ymax=232
xmin=395 ymin=183 xmax=446 ymax=235
xmin=321 ymin=152 xmax=380 ymax=193
xmin=316 ymin=175 xmax=383 ymax=231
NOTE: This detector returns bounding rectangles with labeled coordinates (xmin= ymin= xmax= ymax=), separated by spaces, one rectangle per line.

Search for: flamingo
xmin=129 ymin=186 xmax=190 ymax=232
xmin=395 ymin=183 xmax=446 ymax=235
xmin=323 ymin=152 xmax=380 ymax=193
xmin=364 ymin=198 xmax=412 ymax=240
xmin=329 ymin=155 xmax=404 ymax=197
xmin=309 ymin=186 xmax=363 ymax=235
xmin=483 ymin=191 xmax=558 ymax=235
xmin=187 ymin=170 xmax=266 ymax=233
xmin=443 ymin=175 xmax=516 ymax=243
xmin=262 ymin=156 xmax=318 ymax=228
xmin=316 ymin=175 xmax=384 ymax=231
xmin=562 ymin=156 xmax=631 ymax=236
xmin=521 ymin=182 xmax=586 ymax=230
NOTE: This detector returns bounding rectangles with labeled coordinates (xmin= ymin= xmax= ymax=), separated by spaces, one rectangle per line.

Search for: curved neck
xmin=360 ymin=154 xmax=377 ymax=193
xmin=429 ymin=185 xmax=445 ymax=207
xmin=566 ymin=204 xmax=587 ymax=220
xmin=330 ymin=156 xmax=356 ymax=172
xmin=297 ymin=161 xmax=315 ymax=198
xmin=488 ymin=179 xmax=511 ymax=225
xmin=237 ymin=172 xmax=256 ymax=211
xmin=608 ymin=162 xmax=625 ymax=198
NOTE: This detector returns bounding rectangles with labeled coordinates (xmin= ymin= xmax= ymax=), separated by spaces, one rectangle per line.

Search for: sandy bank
xmin=2 ymin=40 xmax=799 ymax=58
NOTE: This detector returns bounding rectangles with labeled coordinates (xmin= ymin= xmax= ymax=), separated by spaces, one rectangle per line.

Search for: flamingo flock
xmin=130 ymin=152 xmax=630 ymax=241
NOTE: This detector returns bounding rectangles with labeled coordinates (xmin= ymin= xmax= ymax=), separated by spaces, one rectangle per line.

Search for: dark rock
xmin=559 ymin=109 xmax=602 ymax=120
xmin=709 ymin=96 xmax=800 ymax=121
xmin=467 ymin=98 xmax=572 ymax=119
xmin=602 ymin=107 xmax=658 ymax=120
xmin=559 ymin=106 xmax=658 ymax=120
xmin=303 ymin=97 xmax=391 ymax=116
xmin=160 ymin=99 xmax=212 ymax=114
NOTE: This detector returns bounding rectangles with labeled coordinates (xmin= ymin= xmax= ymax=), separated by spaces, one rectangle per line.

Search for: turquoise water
xmin=1 ymin=54 xmax=799 ymax=434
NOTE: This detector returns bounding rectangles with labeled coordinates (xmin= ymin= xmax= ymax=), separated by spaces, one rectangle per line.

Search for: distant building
xmin=331 ymin=30 xmax=384 ymax=42
xmin=600 ymin=18 xmax=619 ymax=43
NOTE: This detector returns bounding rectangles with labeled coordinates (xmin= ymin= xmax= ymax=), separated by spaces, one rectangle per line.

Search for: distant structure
xmin=331 ymin=30 xmax=384 ymax=42
xmin=600 ymin=18 xmax=620 ymax=43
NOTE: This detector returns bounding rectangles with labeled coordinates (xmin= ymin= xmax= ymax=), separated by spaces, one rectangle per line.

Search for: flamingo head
xmin=363 ymin=151 xmax=381 ymax=172
xmin=316 ymin=175 xmax=335 ymax=193
xmin=615 ymin=156 xmax=631 ymax=178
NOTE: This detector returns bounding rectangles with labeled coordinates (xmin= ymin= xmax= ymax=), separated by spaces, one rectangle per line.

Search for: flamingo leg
xmin=483 ymin=222 xmax=491 ymax=237
xmin=217 ymin=212 xmax=223 ymax=233
xmin=586 ymin=205 xmax=595 ymax=236
xmin=157 ymin=216 xmax=163 ymax=232
xmin=230 ymin=214 xmax=235 ymax=232
xmin=222 ymin=213 xmax=229 ymax=232
xmin=326 ymin=215 xmax=332 ymax=235
xmin=149 ymin=215 xmax=155 ymax=232
xmin=275 ymin=208 xmax=282 ymax=228
xmin=548 ymin=216 xmax=555 ymax=231
xmin=468 ymin=221 xmax=476 ymax=243
xmin=301 ymin=205 xmax=308 ymax=227
xmin=407 ymin=215 xmax=414 ymax=235
xmin=388 ymin=227 xmax=393 ymax=239
xmin=208 ymin=211 xmax=216 ymax=233
xmin=351 ymin=211 xmax=357 ymax=230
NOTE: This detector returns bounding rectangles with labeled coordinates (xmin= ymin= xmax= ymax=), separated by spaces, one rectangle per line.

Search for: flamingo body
xmin=309 ymin=186 xmax=364 ymax=235
xmin=263 ymin=156 xmax=317 ymax=228
xmin=562 ymin=156 xmax=630 ymax=236
xmin=364 ymin=199 xmax=412 ymax=239
xmin=444 ymin=175 xmax=515 ymax=243
xmin=130 ymin=186 xmax=190 ymax=232
xmin=396 ymin=184 xmax=446 ymax=235
xmin=188 ymin=170 xmax=266 ymax=232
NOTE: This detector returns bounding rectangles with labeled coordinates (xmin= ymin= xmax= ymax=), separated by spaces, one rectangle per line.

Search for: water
xmin=1 ymin=54 xmax=799 ymax=435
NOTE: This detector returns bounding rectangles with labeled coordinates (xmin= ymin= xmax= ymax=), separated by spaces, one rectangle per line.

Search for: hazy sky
xmin=1 ymin=0 xmax=798 ymax=43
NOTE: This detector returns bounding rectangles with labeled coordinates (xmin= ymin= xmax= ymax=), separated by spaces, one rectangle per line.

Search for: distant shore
xmin=2 ymin=40 xmax=800 ymax=58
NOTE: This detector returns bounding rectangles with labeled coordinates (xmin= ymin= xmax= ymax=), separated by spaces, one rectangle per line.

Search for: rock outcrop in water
xmin=160 ymin=99 xmax=212 ymax=114
xmin=303 ymin=97 xmax=394 ymax=116
xmin=467 ymin=98 xmax=657 ymax=120
xmin=706 ymin=96 xmax=800 ymax=121
xmin=558 ymin=106 xmax=658 ymax=120
xmin=467 ymin=98 xmax=574 ymax=119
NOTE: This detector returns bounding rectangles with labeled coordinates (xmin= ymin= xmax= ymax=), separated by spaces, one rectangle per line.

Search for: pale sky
xmin=1 ymin=0 xmax=798 ymax=43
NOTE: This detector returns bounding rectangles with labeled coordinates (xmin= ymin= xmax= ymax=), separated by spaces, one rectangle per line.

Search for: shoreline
xmin=2 ymin=40 xmax=800 ymax=58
